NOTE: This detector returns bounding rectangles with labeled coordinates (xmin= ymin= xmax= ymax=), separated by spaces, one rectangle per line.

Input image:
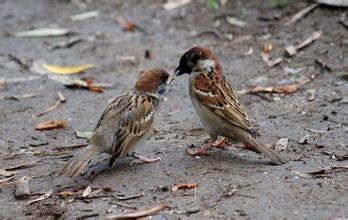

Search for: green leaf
xmin=207 ymin=0 xmax=219 ymax=11
xmin=75 ymin=130 xmax=93 ymax=139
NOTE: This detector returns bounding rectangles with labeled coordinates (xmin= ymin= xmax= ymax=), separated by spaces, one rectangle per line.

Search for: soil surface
xmin=0 ymin=0 xmax=347 ymax=219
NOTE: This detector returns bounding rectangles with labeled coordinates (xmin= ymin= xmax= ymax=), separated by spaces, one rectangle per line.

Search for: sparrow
xmin=168 ymin=46 xmax=285 ymax=165
xmin=60 ymin=68 xmax=170 ymax=177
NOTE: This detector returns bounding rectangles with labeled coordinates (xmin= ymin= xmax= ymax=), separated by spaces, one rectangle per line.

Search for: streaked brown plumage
xmin=60 ymin=68 xmax=169 ymax=177
xmin=169 ymin=46 xmax=286 ymax=165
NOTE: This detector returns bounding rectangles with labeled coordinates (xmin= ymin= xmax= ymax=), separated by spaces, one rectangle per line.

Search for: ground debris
xmin=15 ymin=176 xmax=30 ymax=199
xmin=298 ymin=135 xmax=310 ymax=144
xmin=49 ymin=37 xmax=84 ymax=51
xmin=114 ymin=193 xmax=144 ymax=200
xmin=163 ymin=0 xmax=191 ymax=10
xmin=106 ymin=204 xmax=170 ymax=219
xmin=261 ymin=52 xmax=283 ymax=67
xmin=4 ymin=160 xmax=38 ymax=170
xmin=42 ymin=63 xmax=95 ymax=75
xmin=0 ymin=169 xmax=15 ymax=177
xmin=36 ymin=120 xmax=68 ymax=130
xmin=306 ymin=89 xmax=316 ymax=101
xmin=285 ymin=3 xmax=319 ymax=26
xmin=11 ymin=28 xmax=72 ymax=37
xmin=70 ymin=11 xmax=99 ymax=21
xmin=274 ymin=138 xmax=288 ymax=151
xmin=292 ymin=165 xmax=348 ymax=179
xmin=82 ymin=186 xmax=92 ymax=198
xmin=172 ymin=183 xmax=199 ymax=191
xmin=0 ymin=176 xmax=16 ymax=184
xmin=27 ymin=188 xmax=53 ymax=205
xmin=226 ymin=17 xmax=247 ymax=27
xmin=316 ymin=0 xmax=348 ymax=7
xmin=285 ymin=31 xmax=322 ymax=56
xmin=1 ymin=93 xmax=37 ymax=101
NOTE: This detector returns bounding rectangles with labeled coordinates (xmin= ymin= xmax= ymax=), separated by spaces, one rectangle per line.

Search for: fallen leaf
xmin=115 ymin=16 xmax=137 ymax=32
xmin=70 ymin=11 xmax=99 ymax=21
xmin=0 ymin=176 xmax=15 ymax=184
xmin=5 ymin=161 xmax=38 ymax=171
xmin=36 ymin=120 xmax=68 ymax=130
xmin=172 ymin=183 xmax=199 ymax=191
xmin=226 ymin=17 xmax=247 ymax=27
xmin=274 ymin=138 xmax=288 ymax=151
xmin=12 ymin=28 xmax=71 ymax=38
xmin=163 ymin=0 xmax=191 ymax=10
xmin=42 ymin=63 xmax=95 ymax=75
xmin=316 ymin=0 xmax=348 ymax=7
xmin=0 ymin=169 xmax=14 ymax=177
xmin=262 ymin=43 xmax=274 ymax=53
xmin=292 ymin=165 xmax=348 ymax=179
xmin=82 ymin=186 xmax=92 ymax=198
xmin=58 ymin=191 xmax=75 ymax=197
xmin=75 ymin=131 xmax=93 ymax=139
xmin=106 ymin=204 xmax=170 ymax=219
xmin=272 ymin=84 xmax=299 ymax=94
xmin=1 ymin=93 xmax=37 ymax=101
xmin=27 ymin=188 xmax=53 ymax=205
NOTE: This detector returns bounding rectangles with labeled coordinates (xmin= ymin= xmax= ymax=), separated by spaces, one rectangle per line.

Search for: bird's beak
xmin=166 ymin=66 xmax=180 ymax=85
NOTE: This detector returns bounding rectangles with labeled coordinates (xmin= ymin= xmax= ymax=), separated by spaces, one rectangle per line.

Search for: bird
xmin=60 ymin=68 xmax=170 ymax=177
xmin=168 ymin=46 xmax=286 ymax=165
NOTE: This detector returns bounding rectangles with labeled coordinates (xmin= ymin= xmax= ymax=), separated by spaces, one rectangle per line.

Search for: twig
xmin=108 ymin=200 xmax=137 ymax=209
xmin=285 ymin=3 xmax=319 ymax=26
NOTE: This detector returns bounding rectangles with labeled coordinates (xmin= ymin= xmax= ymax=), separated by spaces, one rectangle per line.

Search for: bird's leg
xmin=212 ymin=137 xmax=229 ymax=150
xmin=130 ymin=152 xmax=161 ymax=165
xmin=187 ymin=141 xmax=213 ymax=156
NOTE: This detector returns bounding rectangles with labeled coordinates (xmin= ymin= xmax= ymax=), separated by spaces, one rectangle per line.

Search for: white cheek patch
xmin=197 ymin=59 xmax=215 ymax=72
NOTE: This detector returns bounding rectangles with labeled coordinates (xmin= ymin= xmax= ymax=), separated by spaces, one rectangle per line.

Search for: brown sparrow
xmin=168 ymin=46 xmax=285 ymax=165
xmin=60 ymin=68 xmax=170 ymax=177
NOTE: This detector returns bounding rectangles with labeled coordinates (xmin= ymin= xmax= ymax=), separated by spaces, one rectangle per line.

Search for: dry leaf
xmin=12 ymin=28 xmax=71 ymax=37
xmin=163 ymin=0 xmax=191 ymax=10
xmin=292 ymin=165 xmax=348 ymax=179
xmin=42 ymin=63 xmax=95 ymax=75
xmin=0 ymin=169 xmax=14 ymax=177
xmin=316 ymin=0 xmax=348 ymax=7
xmin=5 ymin=161 xmax=38 ymax=171
xmin=70 ymin=11 xmax=99 ymax=21
xmin=27 ymin=188 xmax=53 ymax=205
xmin=262 ymin=43 xmax=274 ymax=53
xmin=172 ymin=183 xmax=199 ymax=191
xmin=0 ymin=176 xmax=15 ymax=184
xmin=226 ymin=17 xmax=247 ymax=27
xmin=272 ymin=84 xmax=299 ymax=94
xmin=115 ymin=16 xmax=137 ymax=32
xmin=58 ymin=191 xmax=74 ymax=197
xmin=106 ymin=204 xmax=170 ymax=219
xmin=82 ymin=186 xmax=92 ymax=198
xmin=274 ymin=138 xmax=288 ymax=151
xmin=36 ymin=120 xmax=68 ymax=130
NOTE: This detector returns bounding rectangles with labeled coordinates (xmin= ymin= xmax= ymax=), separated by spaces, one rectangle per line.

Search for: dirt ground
xmin=0 ymin=0 xmax=347 ymax=219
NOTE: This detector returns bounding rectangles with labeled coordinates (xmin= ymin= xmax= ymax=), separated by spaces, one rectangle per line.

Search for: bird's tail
xmin=60 ymin=144 xmax=102 ymax=178
xmin=243 ymin=134 xmax=286 ymax=165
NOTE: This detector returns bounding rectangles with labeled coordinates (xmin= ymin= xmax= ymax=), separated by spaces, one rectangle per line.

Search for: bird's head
xmin=168 ymin=46 xmax=221 ymax=84
xmin=135 ymin=68 xmax=169 ymax=96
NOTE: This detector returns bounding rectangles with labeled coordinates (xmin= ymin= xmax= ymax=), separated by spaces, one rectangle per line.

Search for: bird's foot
xmin=130 ymin=154 xmax=161 ymax=165
xmin=187 ymin=142 xmax=212 ymax=156
xmin=212 ymin=138 xmax=229 ymax=150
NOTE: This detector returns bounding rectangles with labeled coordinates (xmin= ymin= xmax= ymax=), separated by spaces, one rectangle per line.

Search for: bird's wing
xmin=192 ymin=71 xmax=255 ymax=135
xmin=111 ymin=94 xmax=156 ymax=157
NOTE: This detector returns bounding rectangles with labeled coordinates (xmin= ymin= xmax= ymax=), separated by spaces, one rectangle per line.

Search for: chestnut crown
xmin=174 ymin=46 xmax=222 ymax=76
xmin=135 ymin=68 xmax=169 ymax=95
